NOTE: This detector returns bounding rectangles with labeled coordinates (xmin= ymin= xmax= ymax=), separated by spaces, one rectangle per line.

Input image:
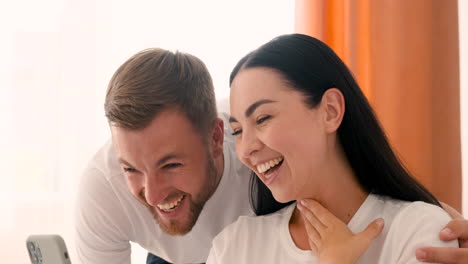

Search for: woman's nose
xmin=238 ymin=129 xmax=263 ymax=159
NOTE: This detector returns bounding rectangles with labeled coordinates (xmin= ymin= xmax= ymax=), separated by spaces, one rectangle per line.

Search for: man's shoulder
xmin=84 ymin=140 xmax=122 ymax=181
xmin=77 ymin=140 xmax=128 ymax=204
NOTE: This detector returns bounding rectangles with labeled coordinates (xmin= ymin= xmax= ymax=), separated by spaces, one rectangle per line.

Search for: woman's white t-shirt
xmin=207 ymin=194 xmax=458 ymax=263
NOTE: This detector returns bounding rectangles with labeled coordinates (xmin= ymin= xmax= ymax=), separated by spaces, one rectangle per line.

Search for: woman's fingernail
xmin=415 ymin=249 xmax=427 ymax=260
xmin=300 ymin=199 xmax=307 ymax=206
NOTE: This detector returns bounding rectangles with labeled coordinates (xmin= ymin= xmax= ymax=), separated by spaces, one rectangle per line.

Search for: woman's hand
xmin=297 ymin=199 xmax=384 ymax=264
xmin=416 ymin=202 xmax=468 ymax=263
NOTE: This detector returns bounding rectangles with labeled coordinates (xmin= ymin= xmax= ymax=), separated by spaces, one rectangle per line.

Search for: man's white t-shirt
xmin=75 ymin=114 xmax=253 ymax=264
xmin=207 ymin=194 xmax=459 ymax=263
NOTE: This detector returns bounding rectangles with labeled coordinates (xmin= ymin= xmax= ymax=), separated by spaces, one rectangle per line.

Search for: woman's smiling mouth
xmin=256 ymin=157 xmax=284 ymax=179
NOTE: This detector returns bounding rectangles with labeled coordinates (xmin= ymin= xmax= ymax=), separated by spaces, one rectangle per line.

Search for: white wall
xmin=0 ymin=0 xmax=294 ymax=263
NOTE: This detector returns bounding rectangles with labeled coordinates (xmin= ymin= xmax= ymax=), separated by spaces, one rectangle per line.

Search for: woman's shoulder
xmin=390 ymin=199 xmax=451 ymax=233
xmin=358 ymin=196 xmax=458 ymax=263
xmin=380 ymin=197 xmax=457 ymax=261
xmin=378 ymin=196 xmax=450 ymax=224
xmin=369 ymin=195 xmax=447 ymax=221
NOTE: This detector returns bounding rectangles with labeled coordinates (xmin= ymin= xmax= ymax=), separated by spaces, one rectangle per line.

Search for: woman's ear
xmin=321 ymin=88 xmax=345 ymax=133
xmin=210 ymin=118 xmax=224 ymax=158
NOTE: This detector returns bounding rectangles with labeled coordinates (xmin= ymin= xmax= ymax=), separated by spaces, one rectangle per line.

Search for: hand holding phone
xmin=26 ymin=234 xmax=72 ymax=264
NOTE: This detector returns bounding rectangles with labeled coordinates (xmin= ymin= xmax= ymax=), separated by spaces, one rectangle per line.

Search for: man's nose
xmin=144 ymin=173 xmax=170 ymax=207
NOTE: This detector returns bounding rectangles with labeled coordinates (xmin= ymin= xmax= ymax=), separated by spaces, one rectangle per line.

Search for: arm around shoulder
xmin=389 ymin=202 xmax=459 ymax=264
xmin=415 ymin=202 xmax=468 ymax=263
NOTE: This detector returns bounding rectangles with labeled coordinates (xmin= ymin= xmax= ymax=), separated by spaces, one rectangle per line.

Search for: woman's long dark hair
xmin=230 ymin=34 xmax=441 ymax=216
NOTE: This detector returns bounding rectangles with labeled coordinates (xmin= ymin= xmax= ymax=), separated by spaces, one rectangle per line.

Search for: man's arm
xmin=416 ymin=202 xmax=468 ymax=263
xmin=75 ymin=166 xmax=132 ymax=264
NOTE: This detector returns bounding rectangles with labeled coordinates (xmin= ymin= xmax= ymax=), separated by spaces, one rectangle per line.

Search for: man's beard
xmin=142 ymin=152 xmax=219 ymax=235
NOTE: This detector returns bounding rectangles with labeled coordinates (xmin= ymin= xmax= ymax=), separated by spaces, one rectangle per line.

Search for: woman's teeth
xmin=157 ymin=195 xmax=185 ymax=212
xmin=256 ymin=157 xmax=284 ymax=174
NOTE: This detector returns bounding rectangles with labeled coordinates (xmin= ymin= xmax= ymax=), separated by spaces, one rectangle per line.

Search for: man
xmin=75 ymin=48 xmax=252 ymax=263
xmin=75 ymin=48 xmax=468 ymax=264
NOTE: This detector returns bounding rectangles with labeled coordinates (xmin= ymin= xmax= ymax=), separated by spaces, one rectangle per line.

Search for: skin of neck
xmin=289 ymin=136 xmax=368 ymax=250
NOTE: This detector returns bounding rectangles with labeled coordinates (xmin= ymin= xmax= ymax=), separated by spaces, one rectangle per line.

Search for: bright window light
xmin=0 ymin=0 xmax=294 ymax=262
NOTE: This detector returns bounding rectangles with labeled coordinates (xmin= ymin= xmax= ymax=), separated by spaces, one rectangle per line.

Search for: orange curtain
xmin=295 ymin=0 xmax=461 ymax=211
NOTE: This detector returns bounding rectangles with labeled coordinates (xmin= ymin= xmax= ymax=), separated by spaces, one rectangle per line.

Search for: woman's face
xmin=229 ymin=67 xmax=331 ymax=203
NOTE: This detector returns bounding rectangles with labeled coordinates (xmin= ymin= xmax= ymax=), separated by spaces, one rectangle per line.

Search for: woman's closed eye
xmin=256 ymin=115 xmax=271 ymax=125
xmin=230 ymin=115 xmax=271 ymax=136
xmin=231 ymin=128 xmax=242 ymax=136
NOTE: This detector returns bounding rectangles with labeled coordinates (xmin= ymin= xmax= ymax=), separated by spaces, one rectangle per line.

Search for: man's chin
xmin=152 ymin=199 xmax=203 ymax=236
xmin=157 ymin=217 xmax=194 ymax=236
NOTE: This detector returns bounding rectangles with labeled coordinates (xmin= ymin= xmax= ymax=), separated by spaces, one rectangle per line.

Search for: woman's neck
xmin=288 ymin=144 xmax=368 ymax=250
xmin=288 ymin=183 xmax=368 ymax=251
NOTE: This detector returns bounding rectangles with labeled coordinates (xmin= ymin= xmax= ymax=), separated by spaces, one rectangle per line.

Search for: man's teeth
xmin=157 ymin=195 xmax=185 ymax=211
xmin=256 ymin=157 xmax=283 ymax=174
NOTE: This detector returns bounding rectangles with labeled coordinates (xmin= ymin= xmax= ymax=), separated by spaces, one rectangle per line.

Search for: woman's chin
xmin=272 ymin=191 xmax=294 ymax=204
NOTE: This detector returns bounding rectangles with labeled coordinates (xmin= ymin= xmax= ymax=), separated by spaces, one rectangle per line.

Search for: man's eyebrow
xmin=118 ymin=158 xmax=134 ymax=168
xmin=156 ymin=153 xmax=183 ymax=167
xmin=245 ymin=99 xmax=276 ymax=118
xmin=118 ymin=154 xmax=183 ymax=169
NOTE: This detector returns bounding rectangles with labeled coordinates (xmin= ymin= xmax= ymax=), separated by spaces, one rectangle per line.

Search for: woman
xmin=206 ymin=34 xmax=458 ymax=263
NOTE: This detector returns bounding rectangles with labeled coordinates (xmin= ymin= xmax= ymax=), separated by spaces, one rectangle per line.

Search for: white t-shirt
xmin=207 ymin=194 xmax=459 ymax=263
xmin=74 ymin=114 xmax=254 ymax=264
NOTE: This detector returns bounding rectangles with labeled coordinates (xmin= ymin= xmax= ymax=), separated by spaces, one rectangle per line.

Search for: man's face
xmin=110 ymin=109 xmax=222 ymax=235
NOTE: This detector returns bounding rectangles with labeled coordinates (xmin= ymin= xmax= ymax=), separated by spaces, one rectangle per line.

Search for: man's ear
xmin=321 ymin=88 xmax=345 ymax=133
xmin=210 ymin=118 xmax=224 ymax=158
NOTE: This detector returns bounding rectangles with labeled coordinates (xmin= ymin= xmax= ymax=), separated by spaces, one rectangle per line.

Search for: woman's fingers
xmin=298 ymin=199 xmax=377 ymax=263
xmin=298 ymin=201 xmax=327 ymax=234
xmin=302 ymin=214 xmax=320 ymax=252
xmin=354 ymin=218 xmax=384 ymax=252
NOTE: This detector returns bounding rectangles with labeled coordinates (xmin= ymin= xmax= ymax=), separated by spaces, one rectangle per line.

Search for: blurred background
xmin=0 ymin=0 xmax=466 ymax=262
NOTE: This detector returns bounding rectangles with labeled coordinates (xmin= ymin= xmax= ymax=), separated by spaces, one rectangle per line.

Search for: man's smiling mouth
xmin=157 ymin=195 xmax=186 ymax=212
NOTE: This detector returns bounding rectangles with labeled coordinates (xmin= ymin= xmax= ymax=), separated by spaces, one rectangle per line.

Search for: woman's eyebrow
xmin=229 ymin=99 xmax=277 ymax=123
xmin=244 ymin=99 xmax=276 ymax=117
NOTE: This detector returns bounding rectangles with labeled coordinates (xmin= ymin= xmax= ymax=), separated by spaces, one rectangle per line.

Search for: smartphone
xmin=26 ymin=234 xmax=72 ymax=264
